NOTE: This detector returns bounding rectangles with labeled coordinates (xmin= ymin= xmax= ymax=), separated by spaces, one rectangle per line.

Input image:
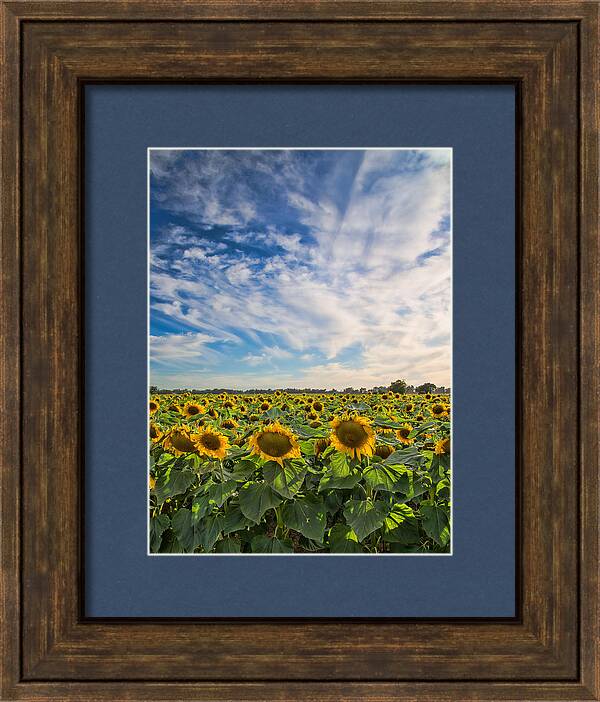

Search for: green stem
xmin=275 ymin=505 xmax=285 ymax=538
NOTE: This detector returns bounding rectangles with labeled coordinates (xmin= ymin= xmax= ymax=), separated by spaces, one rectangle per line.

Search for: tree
xmin=415 ymin=382 xmax=436 ymax=394
xmin=389 ymin=379 xmax=408 ymax=393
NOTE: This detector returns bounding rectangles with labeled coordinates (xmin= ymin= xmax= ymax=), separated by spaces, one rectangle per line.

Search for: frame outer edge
xmin=0 ymin=2 xmax=22 ymax=699
xmin=1 ymin=2 xmax=599 ymax=700
xmin=0 ymin=0 xmax=596 ymax=21
xmin=579 ymin=3 xmax=600 ymax=700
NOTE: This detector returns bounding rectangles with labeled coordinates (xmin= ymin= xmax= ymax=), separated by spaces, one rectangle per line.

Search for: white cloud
xmin=150 ymin=149 xmax=451 ymax=389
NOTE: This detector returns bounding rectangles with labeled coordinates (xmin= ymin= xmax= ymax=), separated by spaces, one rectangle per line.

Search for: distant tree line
xmin=150 ymin=380 xmax=450 ymax=395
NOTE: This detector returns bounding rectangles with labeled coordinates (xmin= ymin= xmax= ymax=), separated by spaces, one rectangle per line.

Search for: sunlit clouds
xmin=150 ymin=149 xmax=451 ymax=390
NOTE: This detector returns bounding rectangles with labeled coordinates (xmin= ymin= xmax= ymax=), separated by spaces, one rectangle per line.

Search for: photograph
xmin=148 ymin=148 xmax=452 ymax=554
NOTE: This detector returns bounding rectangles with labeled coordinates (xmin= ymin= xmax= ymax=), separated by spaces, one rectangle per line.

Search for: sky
xmin=149 ymin=148 xmax=451 ymax=390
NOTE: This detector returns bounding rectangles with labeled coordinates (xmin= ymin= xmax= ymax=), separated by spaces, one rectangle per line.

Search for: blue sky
xmin=149 ymin=148 xmax=451 ymax=390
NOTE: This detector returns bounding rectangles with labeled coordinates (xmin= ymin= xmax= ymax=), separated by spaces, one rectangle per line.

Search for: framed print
xmin=1 ymin=1 xmax=599 ymax=701
xmin=147 ymin=146 xmax=453 ymax=557
xmin=86 ymin=84 xmax=513 ymax=618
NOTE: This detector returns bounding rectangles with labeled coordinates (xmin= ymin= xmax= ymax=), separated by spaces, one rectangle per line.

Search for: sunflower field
xmin=149 ymin=391 xmax=451 ymax=554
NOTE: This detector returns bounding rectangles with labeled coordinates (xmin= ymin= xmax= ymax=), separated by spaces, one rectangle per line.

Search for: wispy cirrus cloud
xmin=149 ymin=149 xmax=451 ymax=389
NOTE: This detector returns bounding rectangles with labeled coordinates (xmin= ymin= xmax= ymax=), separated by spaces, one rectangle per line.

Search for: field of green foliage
xmin=149 ymin=391 xmax=451 ymax=554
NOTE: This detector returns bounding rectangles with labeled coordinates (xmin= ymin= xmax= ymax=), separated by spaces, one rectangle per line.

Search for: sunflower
xmin=309 ymin=420 xmax=321 ymax=428
xmin=195 ymin=427 xmax=229 ymax=460
xmin=396 ymin=424 xmax=414 ymax=445
xmin=149 ymin=422 xmax=163 ymax=443
xmin=221 ymin=418 xmax=238 ymax=430
xmin=404 ymin=402 xmax=415 ymax=413
xmin=307 ymin=411 xmax=318 ymax=421
xmin=375 ymin=444 xmax=394 ymax=459
xmin=207 ymin=407 xmax=218 ymax=419
xmin=315 ymin=437 xmax=331 ymax=456
xmin=330 ymin=416 xmax=376 ymax=459
xmin=149 ymin=399 xmax=160 ymax=415
xmin=424 ymin=393 xmax=432 ymax=400
xmin=430 ymin=403 xmax=449 ymax=419
xmin=380 ymin=419 xmax=395 ymax=435
xmin=182 ymin=401 xmax=204 ymax=418
xmin=435 ymin=437 xmax=451 ymax=455
xmin=167 ymin=402 xmax=181 ymax=413
xmin=259 ymin=401 xmax=271 ymax=412
xmin=248 ymin=421 xmax=301 ymax=466
xmin=312 ymin=400 xmax=324 ymax=413
xmin=162 ymin=426 xmax=199 ymax=456
xmin=223 ymin=400 xmax=235 ymax=409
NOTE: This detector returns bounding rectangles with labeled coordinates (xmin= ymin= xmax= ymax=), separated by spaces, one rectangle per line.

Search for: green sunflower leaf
xmin=207 ymin=480 xmax=238 ymax=507
xmin=343 ymin=499 xmax=389 ymax=541
xmin=191 ymin=493 xmax=212 ymax=519
xmin=195 ymin=513 xmax=224 ymax=552
xmin=329 ymin=451 xmax=350 ymax=477
xmin=409 ymin=421 xmax=436 ymax=437
xmin=153 ymin=467 xmax=196 ymax=505
xmin=328 ymin=524 xmax=363 ymax=553
xmin=420 ymin=503 xmax=450 ymax=545
xmin=229 ymin=459 xmax=257 ymax=481
xmin=149 ymin=514 xmax=170 ymax=552
xmin=383 ymin=447 xmax=423 ymax=468
xmin=382 ymin=504 xmax=420 ymax=544
xmin=222 ymin=505 xmax=254 ymax=535
xmin=170 ymin=508 xmax=195 ymax=553
xmin=238 ymin=482 xmax=282 ymax=523
xmin=215 ymin=537 xmax=242 ymax=553
xmin=282 ymin=495 xmax=327 ymax=542
xmin=251 ymin=534 xmax=294 ymax=553
xmin=363 ymin=462 xmax=410 ymax=492
xmin=263 ymin=460 xmax=307 ymax=499
xmin=299 ymin=440 xmax=316 ymax=456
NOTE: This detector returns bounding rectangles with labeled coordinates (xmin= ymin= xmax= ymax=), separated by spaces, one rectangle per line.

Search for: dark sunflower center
xmin=399 ymin=428 xmax=410 ymax=438
xmin=200 ymin=433 xmax=221 ymax=451
xmin=260 ymin=403 xmax=270 ymax=411
xmin=150 ymin=402 xmax=158 ymax=411
xmin=171 ymin=432 xmax=196 ymax=453
xmin=150 ymin=425 xmax=160 ymax=439
xmin=223 ymin=420 xmax=235 ymax=429
xmin=187 ymin=406 xmax=200 ymax=415
xmin=257 ymin=432 xmax=293 ymax=457
xmin=313 ymin=402 xmax=323 ymax=412
xmin=335 ymin=421 xmax=368 ymax=447
xmin=375 ymin=445 xmax=393 ymax=458
xmin=432 ymin=405 xmax=444 ymax=414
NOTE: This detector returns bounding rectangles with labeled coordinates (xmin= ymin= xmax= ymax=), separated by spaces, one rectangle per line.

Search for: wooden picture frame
xmin=1 ymin=1 xmax=598 ymax=699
